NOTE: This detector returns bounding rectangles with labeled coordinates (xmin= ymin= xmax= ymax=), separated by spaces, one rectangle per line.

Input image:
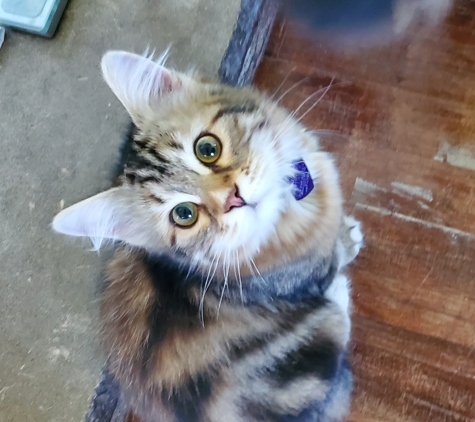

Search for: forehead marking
xmin=211 ymin=102 xmax=258 ymax=125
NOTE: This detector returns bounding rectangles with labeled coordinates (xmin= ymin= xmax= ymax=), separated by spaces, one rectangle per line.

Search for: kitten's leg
xmin=325 ymin=273 xmax=350 ymax=314
xmin=337 ymin=215 xmax=363 ymax=269
xmin=325 ymin=273 xmax=351 ymax=349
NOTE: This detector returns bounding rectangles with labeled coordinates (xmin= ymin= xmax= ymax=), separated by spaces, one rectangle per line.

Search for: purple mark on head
xmin=289 ymin=160 xmax=315 ymax=201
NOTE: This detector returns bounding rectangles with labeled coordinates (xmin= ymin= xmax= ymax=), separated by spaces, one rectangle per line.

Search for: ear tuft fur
xmin=101 ymin=49 xmax=179 ymax=122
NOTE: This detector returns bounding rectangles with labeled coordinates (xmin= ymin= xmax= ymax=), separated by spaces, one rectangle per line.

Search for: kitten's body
xmin=53 ymin=51 xmax=362 ymax=421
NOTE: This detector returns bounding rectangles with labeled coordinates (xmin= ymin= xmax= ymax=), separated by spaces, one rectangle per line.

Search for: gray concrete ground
xmin=0 ymin=0 xmax=240 ymax=420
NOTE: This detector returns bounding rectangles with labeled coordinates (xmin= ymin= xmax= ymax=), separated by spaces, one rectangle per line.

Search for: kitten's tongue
xmin=289 ymin=160 xmax=315 ymax=201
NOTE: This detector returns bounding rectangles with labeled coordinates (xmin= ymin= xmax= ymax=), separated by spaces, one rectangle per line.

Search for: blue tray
xmin=0 ymin=0 xmax=69 ymax=37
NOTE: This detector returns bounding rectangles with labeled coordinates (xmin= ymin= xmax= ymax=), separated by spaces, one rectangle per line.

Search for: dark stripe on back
xmin=242 ymin=401 xmax=284 ymax=422
xmin=140 ymin=255 xmax=202 ymax=376
xmin=240 ymin=342 xmax=342 ymax=422
xmin=141 ymin=255 xmax=214 ymax=421
xmin=271 ymin=338 xmax=340 ymax=384
xmin=227 ymin=296 xmax=327 ymax=362
xmin=140 ymin=254 xmax=339 ymax=421
xmin=163 ymin=372 xmax=213 ymax=422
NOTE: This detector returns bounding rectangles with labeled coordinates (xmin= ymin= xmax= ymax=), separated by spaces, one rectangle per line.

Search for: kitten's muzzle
xmin=225 ymin=184 xmax=247 ymax=213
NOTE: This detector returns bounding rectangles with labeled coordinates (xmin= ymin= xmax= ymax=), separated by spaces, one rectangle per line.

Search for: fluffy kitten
xmin=53 ymin=50 xmax=363 ymax=422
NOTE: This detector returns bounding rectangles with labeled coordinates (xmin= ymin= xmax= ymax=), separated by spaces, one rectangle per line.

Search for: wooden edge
xmin=218 ymin=0 xmax=278 ymax=86
xmin=84 ymin=1 xmax=277 ymax=420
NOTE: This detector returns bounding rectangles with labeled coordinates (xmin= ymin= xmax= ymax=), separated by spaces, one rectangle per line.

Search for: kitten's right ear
xmin=52 ymin=187 xmax=155 ymax=251
xmin=101 ymin=50 xmax=184 ymax=123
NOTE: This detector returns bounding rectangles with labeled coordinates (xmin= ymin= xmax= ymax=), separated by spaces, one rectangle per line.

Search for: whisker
xmin=270 ymin=69 xmax=293 ymax=99
xmin=244 ymin=253 xmax=257 ymax=278
xmin=297 ymin=78 xmax=348 ymax=122
xmin=310 ymin=128 xmax=343 ymax=136
xmin=292 ymin=78 xmax=337 ymax=120
xmin=236 ymin=249 xmax=244 ymax=304
xmin=250 ymin=257 xmax=266 ymax=285
xmin=274 ymin=76 xmax=309 ymax=105
xmin=272 ymin=79 xmax=346 ymax=143
xmin=185 ymin=258 xmax=198 ymax=280
xmin=217 ymin=248 xmax=231 ymax=317
xmin=199 ymin=244 xmax=223 ymax=325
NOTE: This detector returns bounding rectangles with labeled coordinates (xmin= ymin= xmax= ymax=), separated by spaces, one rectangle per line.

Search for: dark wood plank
xmin=219 ymin=0 xmax=278 ymax=86
xmin=254 ymin=1 xmax=475 ymax=420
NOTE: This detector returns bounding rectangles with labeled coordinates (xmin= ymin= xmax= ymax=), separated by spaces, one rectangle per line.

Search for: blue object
xmin=285 ymin=0 xmax=392 ymax=32
xmin=0 ymin=0 xmax=69 ymax=37
xmin=290 ymin=159 xmax=315 ymax=201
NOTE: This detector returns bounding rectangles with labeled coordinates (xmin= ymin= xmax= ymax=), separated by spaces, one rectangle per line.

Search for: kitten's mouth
xmin=224 ymin=184 xmax=247 ymax=213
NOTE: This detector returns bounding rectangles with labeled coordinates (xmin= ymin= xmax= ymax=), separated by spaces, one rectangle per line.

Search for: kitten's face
xmin=53 ymin=51 xmax=335 ymax=275
xmin=124 ymin=87 xmax=293 ymax=270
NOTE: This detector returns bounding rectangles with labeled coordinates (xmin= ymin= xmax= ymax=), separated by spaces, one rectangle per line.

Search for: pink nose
xmin=225 ymin=185 xmax=246 ymax=213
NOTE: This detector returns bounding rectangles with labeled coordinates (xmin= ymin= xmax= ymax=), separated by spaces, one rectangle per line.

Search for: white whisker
xmin=292 ymin=78 xmax=335 ymax=119
xmin=250 ymin=257 xmax=266 ymax=285
xmin=199 ymin=245 xmax=222 ymax=325
xmin=270 ymin=70 xmax=293 ymax=99
xmin=274 ymin=76 xmax=309 ymax=105
xmin=217 ymin=248 xmax=231 ymax=317
xmin=272 ymin=79 xmax=347 ymax=145
xmin=236 ymin=249 xmax=244 ymax=304
xmin=296 ymin=79 xmax=347 ymax=124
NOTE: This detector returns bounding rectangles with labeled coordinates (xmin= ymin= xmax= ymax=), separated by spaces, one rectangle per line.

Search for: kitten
xmin=53 ymin=50 xmax=363 ymax=422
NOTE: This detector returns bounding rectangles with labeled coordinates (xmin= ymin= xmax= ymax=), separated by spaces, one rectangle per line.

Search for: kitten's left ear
xmin=101 ymin=50 xmax=186 ymax=123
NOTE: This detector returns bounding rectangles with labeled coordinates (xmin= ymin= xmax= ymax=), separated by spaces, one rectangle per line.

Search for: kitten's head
xmin=53 ymin=50 xmax=341 ymax=275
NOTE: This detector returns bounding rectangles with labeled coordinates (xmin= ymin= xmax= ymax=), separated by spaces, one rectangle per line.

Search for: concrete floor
xmin=0 ymin=0 xmax=240 ymax=420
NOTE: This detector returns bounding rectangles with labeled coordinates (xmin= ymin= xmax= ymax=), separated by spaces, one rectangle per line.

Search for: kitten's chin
xmin=220 ymin=193 xmax=285 ymax=255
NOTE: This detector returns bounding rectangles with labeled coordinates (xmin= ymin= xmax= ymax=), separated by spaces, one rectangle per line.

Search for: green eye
xmin=171 ymin=202 xmax=199 ymax=227
xmin=194 ymin=134 xmax=222 ymax=165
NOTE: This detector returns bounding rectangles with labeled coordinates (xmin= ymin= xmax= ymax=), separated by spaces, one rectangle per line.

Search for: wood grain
xmin=254 ymin=1 xmax=475 ymax=421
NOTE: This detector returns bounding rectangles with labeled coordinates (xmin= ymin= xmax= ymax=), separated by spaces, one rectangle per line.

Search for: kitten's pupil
xmin=194 ymin=135 xmax=222 ymax=164
xmin=199 ymin=142 xmax=216 ymax=158
xmin=176 ymin=205 xmax=193 ymax=220
xmin=171 ymin=202 xmax=198 ymax=227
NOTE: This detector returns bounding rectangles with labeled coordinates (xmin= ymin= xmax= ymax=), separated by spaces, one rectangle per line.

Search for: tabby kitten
xmin=53 ymin=50 xmax=362 ymax=422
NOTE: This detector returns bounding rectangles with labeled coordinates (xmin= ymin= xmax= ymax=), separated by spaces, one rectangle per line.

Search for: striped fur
xmin=53 ymin=50 xmax=363 ymax=421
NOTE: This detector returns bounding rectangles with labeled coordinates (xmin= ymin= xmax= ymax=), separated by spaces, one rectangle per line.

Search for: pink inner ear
xmin=101 ymin=50 xmax=177 ymax=113
xmin=124 ymin=52 xmax=174 ymax=94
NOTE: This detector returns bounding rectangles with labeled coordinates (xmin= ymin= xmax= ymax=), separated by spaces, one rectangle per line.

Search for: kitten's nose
xmin=224 ymin=184 xmax=246 ymax=213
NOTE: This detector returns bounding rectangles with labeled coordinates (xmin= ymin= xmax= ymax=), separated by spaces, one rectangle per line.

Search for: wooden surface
xmin=253 ymin=2 xmax=475 ymax=421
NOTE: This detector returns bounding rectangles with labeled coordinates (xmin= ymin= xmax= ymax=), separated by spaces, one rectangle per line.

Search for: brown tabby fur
xmin=53 ymin=50 xmax=361 ymax=422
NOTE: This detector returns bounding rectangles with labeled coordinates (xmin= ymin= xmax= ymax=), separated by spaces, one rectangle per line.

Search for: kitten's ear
xmin=101 ymin=50 xmax=184 ymax=123
xmin=53 ymin=187 xmax=154 ymax=250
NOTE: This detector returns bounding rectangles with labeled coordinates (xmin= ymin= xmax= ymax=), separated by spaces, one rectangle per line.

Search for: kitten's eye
xmin=171 ymin=202 xmax=199 ymax=227
xmin=194 ymin=134 xmax=222 ymax=165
